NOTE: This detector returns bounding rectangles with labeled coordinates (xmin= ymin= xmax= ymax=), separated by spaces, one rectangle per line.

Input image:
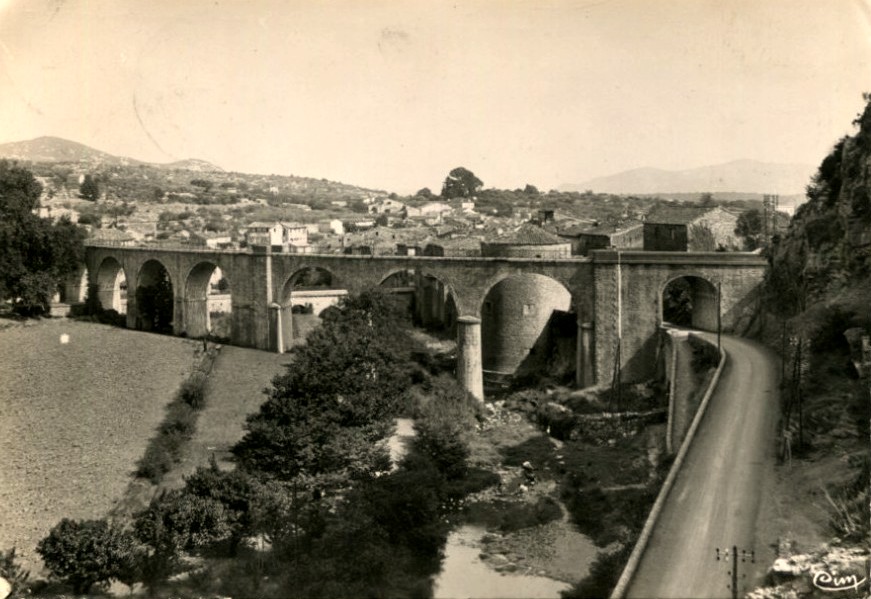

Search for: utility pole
xmin=717 ymin=281 xmax=722 ymax=353
xmin=716 ymin=545 xmax=755 ymax=599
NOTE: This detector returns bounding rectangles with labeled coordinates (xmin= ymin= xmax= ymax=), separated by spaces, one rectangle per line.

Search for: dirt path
xmin=625 ymin=335 xmax=781 ymax=599
xmin=162 ymin=345 xmax=291 ymax=487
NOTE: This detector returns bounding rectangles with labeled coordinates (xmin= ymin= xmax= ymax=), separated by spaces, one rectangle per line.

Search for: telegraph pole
xmin=716 ymin=545 xmax=755 ymax=599
xmin=717 ymin=282 xmax=722 ymax=353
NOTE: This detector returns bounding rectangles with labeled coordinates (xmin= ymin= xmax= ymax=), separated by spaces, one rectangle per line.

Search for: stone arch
xmin=402 ymin=269 xmax=459 ymax=335
xmin=660 ymin=273 xmax=719 ymax=332
xmin=95 ymin=257 xmax=127 ymax=313
xmin=277 ymin=266 xmax=346 ymax=350
xmin=59 ymin=266 xmax=89 ymax=304
xmin=480 ymin=273 xmax=574 ymax=380
xmin=135 ymin=259 xmax=174 ymax=333
xmin=183 ymin=261 xmax=233 ymax=341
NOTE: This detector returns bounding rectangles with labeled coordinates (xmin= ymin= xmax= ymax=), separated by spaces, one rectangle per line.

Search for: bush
xmin=179 ymin=372 xmax=208 ymax=409
xmin=37 ymin=518 xmax=141 ymax=594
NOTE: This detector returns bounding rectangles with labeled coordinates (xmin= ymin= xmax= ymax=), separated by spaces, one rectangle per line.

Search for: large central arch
xmin=480 ymin=273 xmax=574 ymax=381
xmin=660 ymin=275 xmax=719 ymax=332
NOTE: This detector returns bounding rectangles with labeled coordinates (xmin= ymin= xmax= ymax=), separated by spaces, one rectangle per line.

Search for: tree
xmin=79 ymin=174 xmax=100 ymax=201
xmin=523 ymin=184 xmax=540 ymax=195
xmin=415 ymin=187 xmax=433 ymax=199
xmin=233 ymin=289 xmax=415 ymax=481
xmin=441 ymin=167 xmax=482 ymax=199
xmin=0 ymin=162 xmax=86 ymax=315
xmin=37 ymin=518 xmax=141 ymax=594
xmin=735 ymin=208 xmax=764 ymax=250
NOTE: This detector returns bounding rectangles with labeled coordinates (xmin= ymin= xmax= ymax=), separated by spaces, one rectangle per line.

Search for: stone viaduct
xmin=78 ymin=242 xmax=767 ymax=399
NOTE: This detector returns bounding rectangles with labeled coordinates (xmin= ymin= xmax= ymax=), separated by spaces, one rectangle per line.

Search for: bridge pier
xmin=183 ymin=297 xmax=210 ymax=339
xmin=457 ymin=316 xmax=484 ymax=402
xmin=577 ymin=321 xmax=595 ymax=388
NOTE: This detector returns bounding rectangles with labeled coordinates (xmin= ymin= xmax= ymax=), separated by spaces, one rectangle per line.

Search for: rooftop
xmin=644 ymin=205 xmax=722 ymax=225
xmin=487 ymin=224 xmax=566 ymax=246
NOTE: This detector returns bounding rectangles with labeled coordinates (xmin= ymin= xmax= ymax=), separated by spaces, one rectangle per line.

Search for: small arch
xmin=660 ymin=274 xmax=719 ymax=331
xmin=58 ymin=267 xmax=89 ymax=304
xmin=135 ymin=259 xmax=174 ymax=333
xmin=95 ymin=257 xmax=128 ymax=314
xmin=184 ymin=262 xmax=233 ymax=342
xmin=278 ymin=266 xmax=346 ymax=348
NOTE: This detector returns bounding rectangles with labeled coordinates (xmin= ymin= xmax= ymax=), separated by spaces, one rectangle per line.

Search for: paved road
xmin=625 ymin=334 xmax=780 ymax=599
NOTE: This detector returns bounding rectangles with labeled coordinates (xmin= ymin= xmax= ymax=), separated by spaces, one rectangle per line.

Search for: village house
xmin=244 ymin=221 xmax=284 ymax=247
xmin=370 ymin=198 xmax=407 ymax=215
xmin=557 ymin=222 xmax=644 ymax=255
xmin=190 ymin=231 xmax=233 ymax=249
xmin=244 ymin=221 xmax=310 ymax=252
xmin=643 ymin=205 xmax=740 ymax=251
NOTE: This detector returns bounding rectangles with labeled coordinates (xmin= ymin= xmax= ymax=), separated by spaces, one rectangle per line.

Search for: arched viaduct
xmin=79 ymin=242 xmax=767 ymax=399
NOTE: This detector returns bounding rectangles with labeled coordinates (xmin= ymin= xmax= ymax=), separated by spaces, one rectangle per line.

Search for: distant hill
xmin=0 ymin=136 xmax=223 ymax=171
xmin=561 ymin=160 xmax=816 ymax=196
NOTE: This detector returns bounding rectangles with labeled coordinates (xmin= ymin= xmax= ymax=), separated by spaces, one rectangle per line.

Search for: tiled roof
xmin=560 ymin=221 xmax=642 ymax=236
xmin=428 ymin=237 xmax=481 ymax=249
xmin=488 ymin=224 xmax=566 ymax=245
xmin=644 ymin=206 xmax=717 ymax=225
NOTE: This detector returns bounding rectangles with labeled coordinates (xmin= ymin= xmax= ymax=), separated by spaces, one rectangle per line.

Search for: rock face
xmin=767 ymin=99 xmax=871 ymax=311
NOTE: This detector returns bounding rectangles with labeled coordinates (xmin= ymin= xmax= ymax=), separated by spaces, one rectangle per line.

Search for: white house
xmin=244 ymin=222 xmax=283 ymax=246
xmin=279 ymin=221 xmax=309 ymax=247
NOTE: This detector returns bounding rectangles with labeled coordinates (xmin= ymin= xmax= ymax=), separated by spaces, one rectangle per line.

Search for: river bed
xmin=434 ymin=525 xmax=574 ymax=599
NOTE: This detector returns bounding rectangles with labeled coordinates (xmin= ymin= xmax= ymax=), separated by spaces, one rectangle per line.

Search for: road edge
xmin=610 ymin=333 xmax=727 ymax=599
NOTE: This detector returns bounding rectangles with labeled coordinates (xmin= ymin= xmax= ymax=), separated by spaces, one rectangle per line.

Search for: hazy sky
xmin=1 ymin=0 xmax=869 ymax=193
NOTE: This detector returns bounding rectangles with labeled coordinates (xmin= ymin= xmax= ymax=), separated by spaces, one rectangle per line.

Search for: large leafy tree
xmin=441 ymin=167 xmax=483 ymax=199
xmin=233 ymin=289 xmax=415 ymax=482
xmin=0 ymin=161 xmax=86 ymax=315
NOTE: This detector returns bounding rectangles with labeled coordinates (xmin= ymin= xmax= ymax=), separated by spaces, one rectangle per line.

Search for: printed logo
xmin=812 ymin=570 xmax=868 ymax=593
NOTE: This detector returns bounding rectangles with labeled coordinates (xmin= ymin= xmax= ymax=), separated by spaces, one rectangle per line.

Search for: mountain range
xmin=561 ymin=159 xmax=816 ymax=196
xmin=0 ymin=136 xmax=223 ymax=172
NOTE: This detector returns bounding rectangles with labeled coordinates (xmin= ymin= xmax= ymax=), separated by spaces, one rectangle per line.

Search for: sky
xmin=0 ymin=0 xmax=869 ymax=194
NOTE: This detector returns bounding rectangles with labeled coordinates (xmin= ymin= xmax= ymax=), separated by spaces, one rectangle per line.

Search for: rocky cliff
xmin=767 ymin=98 xmax=871 ymax=311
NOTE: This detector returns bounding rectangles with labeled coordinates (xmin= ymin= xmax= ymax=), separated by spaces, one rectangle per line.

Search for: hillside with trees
xmin=750 ymin=97 xmax=870 ymax=595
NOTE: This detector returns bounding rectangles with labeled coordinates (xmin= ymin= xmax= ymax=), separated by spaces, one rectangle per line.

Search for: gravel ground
xmin=0 ymin=319 xmax=199 ymax=573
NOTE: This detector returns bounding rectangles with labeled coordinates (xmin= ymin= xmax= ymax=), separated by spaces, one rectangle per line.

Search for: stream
xmin=433 ymin=525 xmax=573 ymax=599
xmin=389 ymin=418 xmax=589 ymax=599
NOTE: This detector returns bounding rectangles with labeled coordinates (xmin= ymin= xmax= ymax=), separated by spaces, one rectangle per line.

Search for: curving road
xmin=625 ymin=334 xmax=780 ymax=599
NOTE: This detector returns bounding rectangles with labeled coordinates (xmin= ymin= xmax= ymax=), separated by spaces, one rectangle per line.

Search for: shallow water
xmin=433 ymin=525 xmax=572 ymax=599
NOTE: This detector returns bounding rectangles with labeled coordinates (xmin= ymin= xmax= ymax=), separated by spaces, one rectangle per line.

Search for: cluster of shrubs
xmin=136 ymin=355 xmax=215 ymax=483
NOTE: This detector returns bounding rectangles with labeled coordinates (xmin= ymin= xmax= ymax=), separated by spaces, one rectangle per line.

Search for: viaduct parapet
xmin=79 ymin=243 xmax=767 ymax=398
